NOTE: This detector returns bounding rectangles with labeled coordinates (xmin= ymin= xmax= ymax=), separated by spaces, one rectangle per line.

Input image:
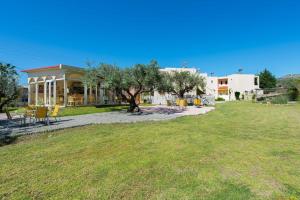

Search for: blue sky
xmin=1 ymin=0 xmax=300 ymax=85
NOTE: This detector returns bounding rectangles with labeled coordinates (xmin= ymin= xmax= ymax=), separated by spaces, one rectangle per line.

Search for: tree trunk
xmin=179 ymin=91 xmax=185 ymax=99
xmin=0 ymin=98 xmax=11 ymax=113
xmin=0 ymin=104 xmax=4 ymax=113
xmin=127 ymin=96 xmax=140 ymax=112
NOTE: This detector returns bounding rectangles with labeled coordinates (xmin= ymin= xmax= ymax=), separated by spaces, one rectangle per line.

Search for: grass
xmin=1 ymin=102 xmax=300 ymax=199
xmin=59 ymin=105 xmax=128 ymax=116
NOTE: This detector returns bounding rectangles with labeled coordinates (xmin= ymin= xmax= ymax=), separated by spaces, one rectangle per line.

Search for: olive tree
xmin=88 ymin=60 xmax=161 ymax=112
xmin=0 ymin=63 xmax=18 ymax=112
xmin=158 ymin=71 xmax=206 ymax=98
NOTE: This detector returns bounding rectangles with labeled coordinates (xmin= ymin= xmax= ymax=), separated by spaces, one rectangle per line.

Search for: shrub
xmin=215 ymin=97 xmax=225 ymax=101
xmin=287 ymin=88 xmax=299 ymax=101
xmin=235 ymin=92 xmax=240 ymax=100
xmin=270 ymin=95 xmax=288 ymax=104
xmin=252 ymin=94 xmax=256 ymax=102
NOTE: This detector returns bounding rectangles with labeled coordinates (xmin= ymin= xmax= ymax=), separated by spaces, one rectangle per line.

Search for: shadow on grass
xmin=0 ymin=128 xmax=17 ymax=147
xmin=208 ymin=181 xmax=254 ymax=200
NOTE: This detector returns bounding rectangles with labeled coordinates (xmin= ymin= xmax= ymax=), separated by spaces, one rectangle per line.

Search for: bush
xmin=270 ymin=95 xmax=288 ymax=104
xmin=287 ymin=88 xmax=299 ymax=101
xmin=215 ymin=97 xmax=225 ymax=101
xmin=235 ymin=92 xmax=240 ymax=100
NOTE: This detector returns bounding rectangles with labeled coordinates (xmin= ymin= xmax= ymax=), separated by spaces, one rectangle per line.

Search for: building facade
xmin=151 ymin=68 xmax=261 ymax=104
xmin=206 ymin=74 xmax=260 ymax=101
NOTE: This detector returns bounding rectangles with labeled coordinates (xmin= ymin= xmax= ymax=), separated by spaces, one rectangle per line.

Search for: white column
xmin=53 ymin=80 xmax=56 ymax=105
xmin=35 ymin=83 xmax=38 ymax=106
xmin=64 ymin=78 xmax=67 ymax=106
xmin=99 ymin=84 xmax=102 ymax=104
xmin=84 ymin=84 xmax=88 ymax=105
xmin=48 ymin=82 xmax=51 ymax=106
xmin=28 ymin=84 xmax=31 ymax=105
xmin=95 ymin=84 xmax=98 ymax=104
xmin=100 ymin=87 xmax=104 ymax=104
xmin=89 ymin=85 xmax=92 ymax=104
xmin=44 ymin=82 xmax=47 ymax=105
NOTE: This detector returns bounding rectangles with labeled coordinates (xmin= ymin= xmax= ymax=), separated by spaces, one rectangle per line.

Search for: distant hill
xmin=279 ymin=74 xmax=300 ymax=80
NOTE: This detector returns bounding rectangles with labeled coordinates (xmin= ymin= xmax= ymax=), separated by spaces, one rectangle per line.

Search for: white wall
xmin=227 ymin=74 xmax=259 ymax=100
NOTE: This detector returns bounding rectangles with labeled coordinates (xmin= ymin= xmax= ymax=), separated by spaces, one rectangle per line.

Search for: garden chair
xmin=49 ymin=105 xmax=60 ymax=121
xmin=34 ymin=107 xmax=49 ymax=125
xmin=67 ymin=96 xmax=75 ymax=106
xmin=24 ymin=106 xmax=35 ymax=124
xmin=5 ymin=109 xmax=25 ymax=127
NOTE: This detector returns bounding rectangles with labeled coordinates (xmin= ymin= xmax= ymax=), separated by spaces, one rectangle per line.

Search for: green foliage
xmin=83 ymin=60 xmax=161 ymax=112
xmin=278 ymin=77 xmax=300 ymax=101
xmin=0 ymin=62 xmax=18 ymax=112
xmin=215 ymin=97 xmax=225 ymax=101
xmin=270 ymin=95 xmax=288 ymax=104
xmin=158 ymin=71 xmax=206 ymax=98
xmin=258 ymin=69 xmax=277 ymax=89
xmin=234 ymin=91 xmax=240 ymax=100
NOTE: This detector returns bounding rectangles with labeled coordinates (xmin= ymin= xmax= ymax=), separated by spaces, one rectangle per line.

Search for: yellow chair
xmin=35 ymin=107 xmax=49 ymax=125
xmin=50 ymin=105 xmax=60 ymax=121
xmin=67 ymin=96 xmax=75 ymax=106
xmin=179 ymin=99 xmax=188 ymax=107
xmin=176 ymin=99 xmax=180 ymax=106
xmin=24 ymin=106 xmax=35 ymax=124
xmin=194 ymin=98 xmax=201 ymax=106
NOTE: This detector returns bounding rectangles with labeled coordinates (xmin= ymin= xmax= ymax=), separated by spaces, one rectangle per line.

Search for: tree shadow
xmin=0 ymin=128 xmax=17 ymax=147
xmin=139 ymin=106 xmax=186 ymax=115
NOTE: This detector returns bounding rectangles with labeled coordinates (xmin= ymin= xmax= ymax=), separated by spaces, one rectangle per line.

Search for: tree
xmin=158 ymin=71 xmax=206 ymax=98
xmin=278 ymin=76 xmax=300 ymax=101
xmin=88 ymin=60 xmax=162 ymax=112
xmin=258 ymin=69 xmax=277 ymax=89
xmin=0 ymin=63 xmax=18 ymax=112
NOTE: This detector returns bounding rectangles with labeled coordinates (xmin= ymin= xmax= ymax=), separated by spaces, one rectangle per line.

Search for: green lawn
xmin=59 ymin=105 xmax=128 ymax=116
xmin=1 ymin=102 xmax=300 ymax=199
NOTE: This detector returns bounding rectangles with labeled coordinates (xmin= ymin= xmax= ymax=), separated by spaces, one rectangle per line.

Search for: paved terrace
xmin=0 ymin=106 xmax=214 ymax=137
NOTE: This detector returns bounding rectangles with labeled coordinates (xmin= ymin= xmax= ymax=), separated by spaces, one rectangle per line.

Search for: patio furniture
xmin=49 ymin=105 xmax=60 ymax=121
xmin=5 ymin=109 xmax=25 ymax=127
xmin=24 ymin=106 xmax=36 ymax=124
xmin=34 ymin=107 xmax=49 ymax=125
xmin=68 ymin=96 xmax=76 ymax=106
xmin=194 ymin=98 xmax=201 ymax=106
xmin=179 ymin=99 xmax=187 ymax=107
xmin=89 ymin=95 xmax=95 ymax=104
xmin=176 ymin=98 xmax=180 ymax=106
xmin=74 ymin=94 xmax=84 ymax=105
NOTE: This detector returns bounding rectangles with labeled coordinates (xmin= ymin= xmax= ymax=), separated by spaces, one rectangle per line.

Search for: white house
xmin=151 ymin=67 xmax=261 ymax=104
xmin=206 ymin=74 xmax=260 ymax=100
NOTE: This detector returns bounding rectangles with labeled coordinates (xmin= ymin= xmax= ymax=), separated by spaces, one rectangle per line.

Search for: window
xmin=211 ymin=80 xmax=213 ymax=83
xmin=225 ymin=80 xmax=228 ymax=84
xmin=254 ymin=77 xmax=258 ymax=85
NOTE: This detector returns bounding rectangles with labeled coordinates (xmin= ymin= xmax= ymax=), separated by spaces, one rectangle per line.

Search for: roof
xmin=21 ymin=64 xmax=84 ymax=73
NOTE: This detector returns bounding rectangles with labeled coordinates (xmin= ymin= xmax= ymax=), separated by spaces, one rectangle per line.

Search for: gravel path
xmin=0 ymin=106 xmax=214 ymax=137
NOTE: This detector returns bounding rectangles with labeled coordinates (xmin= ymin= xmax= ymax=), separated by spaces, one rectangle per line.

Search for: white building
xmin=206 ymin=74 xmax=260 ymax=101
xmin=151 ymin=67 xmax=260 ymax=104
